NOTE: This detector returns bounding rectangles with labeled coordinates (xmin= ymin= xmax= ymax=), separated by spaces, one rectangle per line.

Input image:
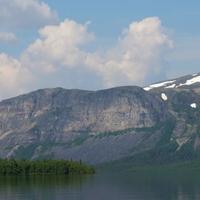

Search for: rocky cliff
xmin=0 ymin=73 xmax=200 ymax=164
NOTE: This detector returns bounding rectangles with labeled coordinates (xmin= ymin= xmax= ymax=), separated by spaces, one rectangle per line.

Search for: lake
xmin=0 ymin=169 xmax=200 ymax=200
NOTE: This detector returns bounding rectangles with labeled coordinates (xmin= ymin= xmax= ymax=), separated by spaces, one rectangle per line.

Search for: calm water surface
xmin=0 ymin=169 xmax=200 ymax=200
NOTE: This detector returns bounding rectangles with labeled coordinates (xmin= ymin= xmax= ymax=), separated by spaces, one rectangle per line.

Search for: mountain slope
xmin=144 ymin=72 xmax=200 ymax=91
xmin=0 ymin=73 xmax=200 ymax=164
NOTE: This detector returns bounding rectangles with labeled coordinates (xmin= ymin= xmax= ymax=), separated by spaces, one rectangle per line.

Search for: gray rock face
xmin=0 ymin=73 xmax=200 ymax=164
xmin=0 ymin=86 xmax=168 ymax=162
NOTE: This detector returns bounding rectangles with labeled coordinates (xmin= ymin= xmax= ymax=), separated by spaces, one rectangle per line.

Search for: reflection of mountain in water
xmin=0 ymin=170 xmax=200 ymax=200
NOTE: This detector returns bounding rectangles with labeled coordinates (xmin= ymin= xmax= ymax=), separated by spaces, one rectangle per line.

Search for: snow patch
xmin=165 ymin=84 xmax=176 ymax=89
xmin=144 ymin=80 xmax=175 ymax=91
xmin=177 ymin=75 xmax=200 ymax=87
xmin=161 ymin=93 xmax=168 ymax=101
xmin=190 ymin=103 xmax=197 ymax=109
xmin=144 ymin=74 xmax=200 ymax=91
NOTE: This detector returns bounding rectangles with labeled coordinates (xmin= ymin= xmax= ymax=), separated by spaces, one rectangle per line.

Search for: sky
xmin=0 ymin=0 xmax=200 ymax=99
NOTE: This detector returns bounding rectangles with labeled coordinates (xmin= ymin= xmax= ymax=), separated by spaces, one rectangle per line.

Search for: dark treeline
xmin=0 ymin=159 xmax=95 ymax=176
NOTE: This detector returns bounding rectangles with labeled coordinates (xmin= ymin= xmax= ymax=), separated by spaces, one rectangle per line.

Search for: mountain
xmin=0 ymin=73 xmax=200 ymax=164
xmin=144 ymin=72 xmax=200 ymax=91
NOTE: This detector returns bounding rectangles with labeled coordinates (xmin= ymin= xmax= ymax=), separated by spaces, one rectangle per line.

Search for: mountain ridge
xmin=144 ymin=72 xmax=200 ymax=91
xmin=0 ymin=72 xmax=200 ymax=164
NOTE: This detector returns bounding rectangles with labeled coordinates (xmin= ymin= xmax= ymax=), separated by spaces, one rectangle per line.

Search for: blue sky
xmin=0 ymin=0 xmax=199 ymax=99
xmin=44 ymin=0 xmax=200 ymax=37
xmin=46 ymin=0 xmax=200 ymax=76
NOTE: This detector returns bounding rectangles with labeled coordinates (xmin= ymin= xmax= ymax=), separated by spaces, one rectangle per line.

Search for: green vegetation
xmin=99 ymin=155 xmax=200 ymax=175
xmin=156 ymin=117 xmax=176 ymax=147
xmin=94 ymin=128 xmax=134 ymax=139
xmin=14 ymin=144 xmax=38 ymax=159
xmin=0 ymin=159 xmax=95 ymax=176
xmin=93 ymin=124 xmax=160 ymax=139
xmin=70 ymin=135 xmax=90 ymax=146
xmin=129 ymin=160 xmax=200 ymax=173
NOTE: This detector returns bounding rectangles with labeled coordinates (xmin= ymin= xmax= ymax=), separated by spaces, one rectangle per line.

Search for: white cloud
xmin=86 ymin=17 xmax=173 ymax=86
xmin=21 ymin=19 xmax=95 ymax=73
xmin=0 ymin=32 xmax=17 ymax=43
xmin=21 ymin=17 xmax=172 ymax=85
xmin=0 ymin=54 xmax=32 ymax=99
xmin=0 ymin=0 xmax=58 ymax=29
xmin=0 ymin=17 xmax=173 ymax=100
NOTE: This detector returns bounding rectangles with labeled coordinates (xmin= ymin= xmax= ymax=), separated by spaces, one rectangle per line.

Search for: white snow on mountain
xmin=192 ymin=73 xmax=198 ymax=77
xmin=190 ymin=103 xmax=197 ymax=109
xmin=144 ymin=80 xmax=175 ymax=91
xmin=177 ymin=75 xmax=200 ymax=87
xmin=165 ymin=84 xmax=176 ymax=89
xmin=144 ymin=74 xmax=200 ymax=91
xmin=161 ymin=93 xmax=168 ymax=101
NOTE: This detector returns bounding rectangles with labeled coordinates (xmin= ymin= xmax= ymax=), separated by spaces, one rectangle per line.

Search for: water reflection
xmin=0 ymin=170 xmax=200 ymax=199
xmin=0 ymin=175 xmax=92 ymax=200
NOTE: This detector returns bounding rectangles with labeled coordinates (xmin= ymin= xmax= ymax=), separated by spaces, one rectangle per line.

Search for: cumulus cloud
xmin=0 ymin=0 xmax=58 ymax=29
xmin=22 ymin=17 xmax=172 ymax=85
xmin=86 ymin=17 xmax=173 ymax=86
xmin=0 ymin=54 xmax=32 ymax=99
xmin=0 ymin=17 xmax=173 ymax=100
xmin=0 ymin=32 xmax=17 ymax=43
xmin=21 ymin=19 xmax=94 ymax=73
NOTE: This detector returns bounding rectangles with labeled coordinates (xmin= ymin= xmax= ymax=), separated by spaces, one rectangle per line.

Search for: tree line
xmin=0 ymin=159 xmax=95 ymax=175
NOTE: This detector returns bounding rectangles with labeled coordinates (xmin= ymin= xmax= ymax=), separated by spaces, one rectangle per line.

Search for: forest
xmin=0 ymin=159 xmax=95 ymax=176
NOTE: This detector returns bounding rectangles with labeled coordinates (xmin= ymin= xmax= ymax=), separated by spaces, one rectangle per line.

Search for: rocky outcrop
xmin=0 ymin=73 xmax=200 ymax=164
